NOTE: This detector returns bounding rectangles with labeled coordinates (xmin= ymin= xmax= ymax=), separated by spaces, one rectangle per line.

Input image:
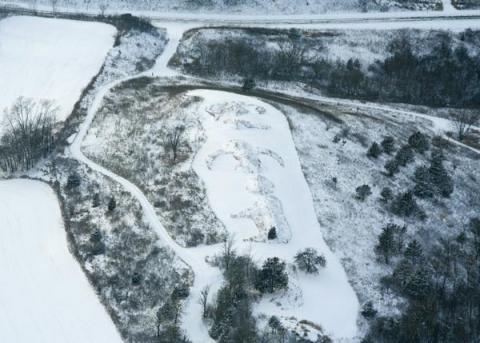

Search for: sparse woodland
xmin=0 ymin=97 xmax=57 ymax=172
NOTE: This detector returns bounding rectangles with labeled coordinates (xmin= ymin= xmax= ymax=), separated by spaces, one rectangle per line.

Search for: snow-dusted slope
xmin=190 ymin=89 xmax=359 ymax=340
xmin=0 ymin=16 xmax=115 ymax=122
xmin=0 ymin=179 xmax=121 ymax=343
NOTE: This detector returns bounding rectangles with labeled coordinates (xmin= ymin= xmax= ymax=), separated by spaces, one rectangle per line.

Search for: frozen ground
xmin=0 ymin=16 xmax=115 ymax=123
xmin=190 ymin=89 xmax=359 ymax=340
xmin=0 ymin=179 xmax=121 ymax=343
xmin=78 ymin=83 xmax=360 ymax=340
xmin=66 ymin=21 xmax=479 ymax=342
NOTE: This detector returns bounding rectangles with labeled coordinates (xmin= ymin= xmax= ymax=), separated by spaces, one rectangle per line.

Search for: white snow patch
xmin=191 ymin=89 xmax=359 ymax=340
xmin=0 ymin=179 xmax=121 ymax=343
xmin=0 ymin=16 xmax=115 ymax=123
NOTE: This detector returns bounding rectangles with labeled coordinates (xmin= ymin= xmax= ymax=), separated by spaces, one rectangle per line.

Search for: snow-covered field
xmin=0 ymin=16 xmax=115 ymax=122
xmin=0 ymin=179 xmax=121 ymax=343
xmin=189 ymin=90 xmax=359 ymax=340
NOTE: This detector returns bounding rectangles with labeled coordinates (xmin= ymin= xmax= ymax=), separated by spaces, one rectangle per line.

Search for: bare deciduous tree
xmin=222 ymin=235 xmax=236 ymax=272
xmin=274 ymin=39 xmax=307 ymax=80
xmin=198 ymin=285 xmax=210 ymax=319
xmin=99 ymin=2 xmax=108 ymax=16
xmin=50 ymin=0 xmax=58 ymax=13
xmin=0 ymin=97 xmax=57 ymax=172
xmin=29 ymin=0 xmax=38 ymax=12
xmin=162 ymin=125 xmax=186 ymax=163
xmin=452 ymin=110 xmax=479 ymax=141
xmin=84 ymin=0 xmax=92 ymax=11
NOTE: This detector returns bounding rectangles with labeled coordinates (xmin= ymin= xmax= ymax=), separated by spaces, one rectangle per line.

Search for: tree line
xmin=180 ymin=29 xmax=480 ymax=110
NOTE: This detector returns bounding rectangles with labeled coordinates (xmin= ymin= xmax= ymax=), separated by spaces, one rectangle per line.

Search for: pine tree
xmin=391 ymin=191 xmax=421 ymax=217
xmin=92 ymin=193 xmax=100 ymax=208
xmin=385 ymin=159 xmax=400 ymax=177
xmin=66 ymin=172 xmax=81 ymax=189
xmin=404 ymin=268 xmax=431 ymax=300
xmin=376 ymin=225 xmax=396 ymax=264
xmin=381 ymin=136 xmax=395 ymax=155
xmin=408 ymin=131 xmax=430 ymax=154
xmin=429 ymin=150 xmax=454 ymax=197
xmin=108 ymin=197 xmax=116 ymax=212
xmin=413 ymin=166 xmax=435 ymax=198
xmin=361 ymin=301 xmax=378 ymax=319
xmin=380 ymin=187 xmax=394 ymax=202
xmin=267 ymin=227 xmax=277 ymax=240
xmin=404 ymin=240 xmax=423 ymax=264
xmin=356 ymin=184 xmax=372 ymax=201
xmin=395 ymin=145 xmax=414 ymax=167
xmin=255 ymin=257 xmax=288 ymax=293
xmin=367 ymin=142 xmax=382 ymax=158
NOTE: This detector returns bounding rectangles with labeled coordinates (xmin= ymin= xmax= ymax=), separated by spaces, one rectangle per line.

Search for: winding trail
xmin=69 ymin=23 xmax=218 ymax=343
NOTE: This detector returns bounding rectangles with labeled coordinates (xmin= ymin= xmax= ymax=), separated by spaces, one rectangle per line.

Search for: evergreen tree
xmin=267 ymin=227 xmax=277 ymax=240
xmin=108 ymin=197 xmax=117 ymax=212
xmin=391 ymin=191 xmax=421 ymax=217
xmin=361 ymin=301 xmax=378 ymax=319
xmin=394 ymin=145 xmax=414 ymax=167
xmin=242 ymin=78 xmax=256 ymax=92
xmin=404 ymin=240 xmax=423 ymax=264
xmin=381 ymin=136 xmax=395 ymax=155
xmin=92 ymin=193 xmax=100 ymax=208
xmin=408 ymin=131 xmax=430 ymax=154
xmin=367 ymin=142 xmax=382 ymax=158
xmin=89 ymin=229 xmax=105 ymax=256
xmin=403 ymin=268 xmax=431 ymax=300
xmin=413 ymin=166 xmax=435 ymax=198
xmin=255 ymin=257 xmax=288 ymax=293
xmin=429 ymin=150 xmax=454 ymax=197
xmin=356 ymin=184 xmax=372 ymax=201
xmin=384 ymin=159 xmax=400 ymax=177
xmin=376 ymin=225 xmax=396 ymax=264
xmin=380 ymin=187 xmax=394 ymax=202
xmin=66 ymin=172 xmax=81 ymax=189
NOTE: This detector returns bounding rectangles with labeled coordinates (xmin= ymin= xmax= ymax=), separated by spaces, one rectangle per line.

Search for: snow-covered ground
xmin=56 ymin=16 xmax=478 ymax=342
xmin=0 ymin=179 xmax=121 ymax=343
xmin=190 ymin=89 xmax=359 ymax=340
xmin=70 ymin=21 xmax=359 ymax=340
xmin=0 ymin=16 xmax=115 ymax=122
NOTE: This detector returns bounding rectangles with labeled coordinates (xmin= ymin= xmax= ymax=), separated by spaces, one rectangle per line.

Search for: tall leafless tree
xmin=29 ymin=0 xmax=38 ymax=12
xmin=0 ymin=97 xmax=57 ymax=172
xmin=162 ymin=125 xmax=186 ymax=163
xmin=50 ymin=0 xmax=58 ymax=13
xmin=452 ymin=110 xmax=479 ymax=141
xmin=198 ymin=285 xmax=210 ymax=319
xmin=99 ymin=2 xmax=108 ymax=16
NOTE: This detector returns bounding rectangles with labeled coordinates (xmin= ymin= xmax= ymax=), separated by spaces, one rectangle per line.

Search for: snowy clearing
xmin=190 ymin=89 xmax=359 ymax=340
xmin=0 ymin=179 xmax=121 ymax=343
xmin=0 ymin=16 xmax=115 ymax=123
